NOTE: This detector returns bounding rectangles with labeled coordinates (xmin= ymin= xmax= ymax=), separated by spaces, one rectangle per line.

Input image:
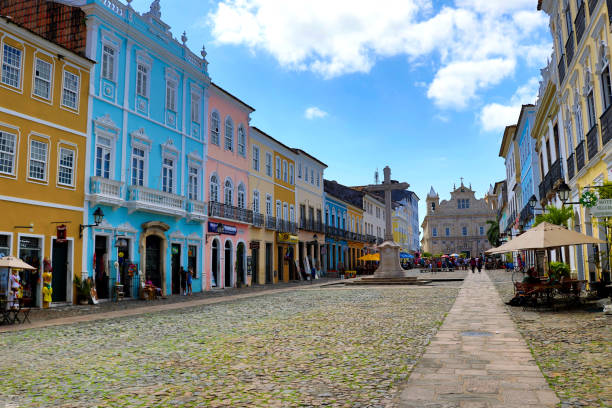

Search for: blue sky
xmin=130 ymin=0 xmax=552 ymax=230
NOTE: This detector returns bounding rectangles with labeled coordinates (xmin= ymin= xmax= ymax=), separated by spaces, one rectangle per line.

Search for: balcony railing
xmin=277 ymin=219 xmax=297 ymax=234
xmin=253 ymin=213 xmax=264 ymax=228
xmin=128 ymin=185 xmax=186 ymax=215
xmin=300 ymin=218 xmax=325 ymax=233
xmin=565 ymin=34 xmax=575 ymax=66
xmin=539 ymin=159 xmax=564 ymax=201
xmin=90 ymin=177 xmax=123 ymax=205
xmin=519 ymin=203 xmax=533 ymax=225
xmin=600 ymin=104 xmax=612 ymax=146
xmin=208 ymin=201 xmax=253 ymax=224
xmin=567 ymin=153 xmax=576 ymax=180
xmin=575 ymin=2 xmax=586 ymax=44
xmin=586 ymin=124 xmax=600 ymax=160
xmin=576 ymin=140 xmax=586 ymax=171
xmin=558 ymin=54 xmax=566 ymax=84
xmin=266 ymin=215 xmax=277 ymax=230
xmin=187 ymin=200 xmax=207 ymax=221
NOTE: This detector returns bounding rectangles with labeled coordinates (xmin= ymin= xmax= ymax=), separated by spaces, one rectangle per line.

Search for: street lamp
xmin=528 ymin=195 xmax=538 ymax=210
xmin=557 ymin=182 xmax=571 ymax=204
xmin=79 ymin=207 xmax=104 ymax=238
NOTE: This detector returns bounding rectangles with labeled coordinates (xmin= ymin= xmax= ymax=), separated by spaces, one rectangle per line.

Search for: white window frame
xmin=136 ymin=62 xmax=150 ymax=98
xmin=275 ymin=156 xmax=281 ymax=179
xmin=166 ymin=79 xmax=177 ymax=112
xmin=61 ymin=69 xmax=80 ymax=111
xmin=57 ymin=145 xmax=76 ymax=187
xmin=0 ymin=129 xmax=18 ymax=177
xmin=95 ymin=136 xmax=113 ymax=179
xmin=282 ymin=160 xmax=288 ymax=182
xmin=210 ymin=173 xmax=219 ymax=202
xmin=289 ymin=163 xmax=294 ymax=184
xmin=253 ymin=190 xmax=260 ymax=213
xmin=283 ymin=202 xmax=288 ymax=221
xmin=290 ymin=205 xmax=295 ymax=222
xmin=28 ymin=136 xmax=48 ymax=183
xmin=265 ymin=152 xmax=272 ymax=177
xmin=33 ymin=57 xmax=52 ymax=100
xmin=210 ymin=111 xmax=220 ymax=145
xmin=101 ymin=44 xmax=117 ymax=82
xmin=0 ymin=232 xmax=12 ymax=257
xmin=224 ymin=178 xmax=234 ymax=205
xmin=188 ymin=166 xmax=200 ymax=201
xmin=237 ymin=183 xmax=246 ymax=209
xmin=1 ymin=43 xmax=22 ymax=89
xmin=237 ymin=125 xmax=246 ymax=157
xmin=224 ymin=117 xmax=234 ymax=151
xmin=266 ymin=194 xmax=272 ymax=216
xmin=276 ymin=200 xmax=282 ymax=219
xmin=131 ymin=146 xmax=147 ymax=186
xmin=317 ymin=172 xmax=320 ymax=187
xmin=298 ymin=162 xmax=302 ymax=179
xmin=191 ymin=93 xmax=201 ymax=124
xmin=310 ymin=169 xmax=314 ymax=184
xmin=252 ymin=145 xmax=260 ymax=171
xmin=161 ymin=156 xmax=176 ymax=194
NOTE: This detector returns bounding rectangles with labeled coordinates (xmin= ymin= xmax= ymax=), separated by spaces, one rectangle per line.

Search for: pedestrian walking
xmin=187 ymin=267 xmax=193 ymax=295
xmin=180 ymin=266 xmax=187 ymax=295
xmin=477 ymin=257 xmax=482 ymax=273
xmin=469 ymin=257 xmax=476 ymax=273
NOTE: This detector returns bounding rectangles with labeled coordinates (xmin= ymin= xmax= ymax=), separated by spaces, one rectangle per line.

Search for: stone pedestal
xmin=373 ymin=241 xmax=408 ymax=278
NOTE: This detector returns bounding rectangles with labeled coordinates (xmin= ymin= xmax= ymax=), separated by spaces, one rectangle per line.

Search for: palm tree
xmin=485 ymin=219 xmax=500 ymax=247
xmin=533 ymin=205 xmax=573 ymax=228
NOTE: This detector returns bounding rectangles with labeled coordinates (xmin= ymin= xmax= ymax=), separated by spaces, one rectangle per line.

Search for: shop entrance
xmin=211 ymin=239 xmax=219 ymax=287
xmin=145 ymin=235 xmax=162 ymax=288
xmin=94 ymin=235 xmax=109 ymax=299
xmin=18 ymin=236 xmax=42 ymax=306
xmin=277 ymin=245 xmax=284 ymax=282
xmin=117 ymin=241 xmax=133 ymax=298
xmin=265 ymin=243 xmax=272 ymax=284
xmin=251 ymin=246 xmax=259 ymax=285
xmin=236 ymin=242 xmax=245 ymax=286
xmin=224 ymin=240 xmax=232 ymax=288
xmin=51 ymin=240 xmax=69 ymax=302
xmin=171 ymin=244 xmax=181 ymax=294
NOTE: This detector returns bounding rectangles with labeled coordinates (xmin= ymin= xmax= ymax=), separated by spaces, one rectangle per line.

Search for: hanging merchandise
xmin=42 ymin=258 xmax=53 ymax=309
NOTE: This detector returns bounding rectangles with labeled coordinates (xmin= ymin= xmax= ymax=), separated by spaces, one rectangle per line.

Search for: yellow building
xmin=539 ymin=0 xmax=612 ymax=282
xmin=0 ymin=17 xmax=93 ymax=306
xmin=248 ymin=127 xmax=278 ymax=285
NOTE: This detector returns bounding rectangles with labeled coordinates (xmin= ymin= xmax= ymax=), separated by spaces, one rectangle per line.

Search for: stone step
xmin=345 ymin=278 xmax=432 ymax=286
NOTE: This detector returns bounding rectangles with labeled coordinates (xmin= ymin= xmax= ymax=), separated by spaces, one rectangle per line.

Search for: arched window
xmin=210 ymin=174 xmax=219 ymax=202
xmin=237 ymin=183 xmax=246 ymax=209
xmin=224 ymin=117 xmax=233 ymax=151
xmin=253 ymin=190 xmax=260 ymax=213
xmin=224 ymin=178 xmax=233 ymax=205
xmin=210 ymin=111 xmax=220 ymax=145
xmin=237 ymin=125 xmax=246 ymax=156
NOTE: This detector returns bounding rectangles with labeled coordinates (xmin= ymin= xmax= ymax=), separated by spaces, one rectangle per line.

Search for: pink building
xmin=205 ymin=84 xmax=254 ymax=289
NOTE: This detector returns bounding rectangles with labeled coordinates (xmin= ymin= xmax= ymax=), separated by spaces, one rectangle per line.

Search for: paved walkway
xmin=0 ymin=281 xmax=332 ymax=334
xmin=397 ymin=270 xmax=560 ymax=408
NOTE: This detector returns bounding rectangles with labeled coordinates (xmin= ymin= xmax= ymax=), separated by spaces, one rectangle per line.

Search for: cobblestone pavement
xmin=488 ymin=269 xmax=612 ymax=408
xmin=396 ymin=270 xmax=560 ymax=408
xmin=0 ymin=285 xmax=458 ymax=407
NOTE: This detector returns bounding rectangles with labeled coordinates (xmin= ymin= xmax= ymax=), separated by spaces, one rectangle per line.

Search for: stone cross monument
xmin=365 ymin=166 xmax=410 ymax=278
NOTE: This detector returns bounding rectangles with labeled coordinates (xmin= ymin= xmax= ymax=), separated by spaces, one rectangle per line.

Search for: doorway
xmin=251 ymin=246 xmax=259 ymax=285
xmin=265 ymin=243 xmax=272 ymax=284
xmin=277 ymin=245 xmax=284 ymax=282
xmin=117 ymin=241 xmax=132 ymax=298
xmin=94 ymin=235 xmax=109 ymax=299
xmin=236 ymin=242 xmax=245 ymax=286
xmin=171 ymin=244 xmax=181 ymax=294
xmin=145 ymin=235 xmax=162 ymax=288
xmin=51 ymin=240 xmax=69 ymax=302
xmin=18 ymin=236 xmax=42 ymax=306
xmin=224 ymin=240 xmax=233 ymax=288
xmin=211 ymin=239 xmax=219 ymax=287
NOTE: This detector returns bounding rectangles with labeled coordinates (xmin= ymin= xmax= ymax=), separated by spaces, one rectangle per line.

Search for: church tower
xmin=426 ymin=186 xmax=439 ymax=215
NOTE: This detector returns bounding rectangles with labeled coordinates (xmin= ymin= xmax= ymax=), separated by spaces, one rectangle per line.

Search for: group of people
xmin=179 ymin=266 xmax=194 ymax=296
xmin=417 ymin=256 xmax=485 ymax=272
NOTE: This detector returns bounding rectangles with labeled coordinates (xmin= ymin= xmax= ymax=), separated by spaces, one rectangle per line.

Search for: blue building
xmin=81 ymin=0 xmax=210 ymax=299
xmin=323 ymin=184 xmax=348 ymax=272
xmin=516 ymin=104 xmax=540 ymax=230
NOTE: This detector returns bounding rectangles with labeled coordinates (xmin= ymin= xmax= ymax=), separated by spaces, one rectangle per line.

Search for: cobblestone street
xmin=0 ymin=285 xmax=458 ymax=407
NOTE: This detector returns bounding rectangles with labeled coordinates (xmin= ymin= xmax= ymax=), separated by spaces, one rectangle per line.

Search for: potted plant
xmin=73 ymin=275 xmax=92 ymax=305
xmin=548 ymin=261 xmax=570 ymax=282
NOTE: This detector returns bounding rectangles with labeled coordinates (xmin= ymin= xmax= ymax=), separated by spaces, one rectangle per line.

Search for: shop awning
xmin=400 ymin=252 xmax=413 ymax=259
xmin=277 ymin=233 xmax=299 ymax=244
xmin=0 ymin=256 xmax=36 ymax=270
xmin=358 ymin=253 xmax=380 ymax=261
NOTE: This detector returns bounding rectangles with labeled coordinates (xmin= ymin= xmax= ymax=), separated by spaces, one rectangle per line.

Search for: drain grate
xmin=461 ymin=331 xmax=493 ymax=337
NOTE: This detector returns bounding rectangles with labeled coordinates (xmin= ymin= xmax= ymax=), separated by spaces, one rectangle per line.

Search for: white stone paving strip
xmin=396 ymin=270 xmax=560 ymax=408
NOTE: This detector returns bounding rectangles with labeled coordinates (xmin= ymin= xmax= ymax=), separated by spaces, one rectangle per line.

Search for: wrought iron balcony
xmin=565 ymin=34 xmax=575 ymax=66
xmin=576 ymin=140 xmax=586 ymax=171
xmin=558 ymin=54 xmax=566 ymax=84
xmin=519 ymin=203 xmax=534 ymax=225
xmin=128 ymin=185 xmax=186 ymax=216
xmin=208 ymin=201 xmax=253 ymax=224
xmin=186 ymin=200 xmax=207 ymax=222
xmin=575 ymin=2 xmax=586 ymax=45
xmin=567 ymin=153 xmax=576 ymax=180
xmin=600 ymin=104 xmax=612 ymax=146
xmin=586 ymin=124 xmax=600 ymax=160
xmin=252 ymin=213 xmax=264 ymax=228
xmin=539 ymin=159 xmax=564 ymax=202
xmin=266 ymin=215 xmax=277 ymax=230
xmin=89 ymin=177 xmax=124 ymax=206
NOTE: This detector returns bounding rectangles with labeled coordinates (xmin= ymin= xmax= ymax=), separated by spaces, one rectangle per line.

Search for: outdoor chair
xmin=0 ymin=296 xmax=13 ymax=325
xmin=15 ymin=298 xmax=31 ymax=324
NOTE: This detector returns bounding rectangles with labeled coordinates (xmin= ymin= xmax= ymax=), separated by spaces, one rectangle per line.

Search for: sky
xmin=130 ymin=0 xmax=552 ymax=233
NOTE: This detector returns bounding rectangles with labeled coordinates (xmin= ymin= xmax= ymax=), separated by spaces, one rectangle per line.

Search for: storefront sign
xmin=249 ymin=241 xmax=260 ymax=250
xmin=590 ymin=199 xmax=612 ymax=218
xmin=277 ymin=233 xmax=298 ymax=244
xmin=208 ymin=222 xmax=237 ymax=236
xmin=56 ymin=225 xmax=67 ymax=243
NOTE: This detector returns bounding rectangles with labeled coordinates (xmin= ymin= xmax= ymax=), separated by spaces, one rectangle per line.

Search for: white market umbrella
xmin=0 ymin=256 xmax=36 ymax=270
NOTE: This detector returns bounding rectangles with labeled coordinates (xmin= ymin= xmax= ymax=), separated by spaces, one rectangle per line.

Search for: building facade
xmin=421 ymin=183 xmax=496 ymax=257
xmin=81 ymin=0 xmax=210 ymax=299
xmin=499 ymin=125 xmax=521 ymax=237
xmin=0 ymin=11 xmax=93 ymax=306
xmin=517 ymin=104 xmax=541 ymax=229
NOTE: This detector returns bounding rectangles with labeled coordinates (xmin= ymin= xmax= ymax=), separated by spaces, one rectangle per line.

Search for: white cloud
xmin=304 ymin=106 xmax=328 ymax=120
xmin=479 ymin=77 xmax=540 ymax=132
xmin=207 ymin=0 xmax=550 ymax=109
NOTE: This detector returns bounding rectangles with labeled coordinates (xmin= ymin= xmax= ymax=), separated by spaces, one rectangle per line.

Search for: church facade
xmin=421 ymin=182 xmax=496 ymax=258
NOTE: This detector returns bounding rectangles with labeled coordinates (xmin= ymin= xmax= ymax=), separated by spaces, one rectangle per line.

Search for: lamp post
xmin=79 ymin=207 xmax=104 ymax=238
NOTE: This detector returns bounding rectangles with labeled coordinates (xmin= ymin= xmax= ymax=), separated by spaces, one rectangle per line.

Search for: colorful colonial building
xmin=0 ymin=9 xmax=93 ymax=306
